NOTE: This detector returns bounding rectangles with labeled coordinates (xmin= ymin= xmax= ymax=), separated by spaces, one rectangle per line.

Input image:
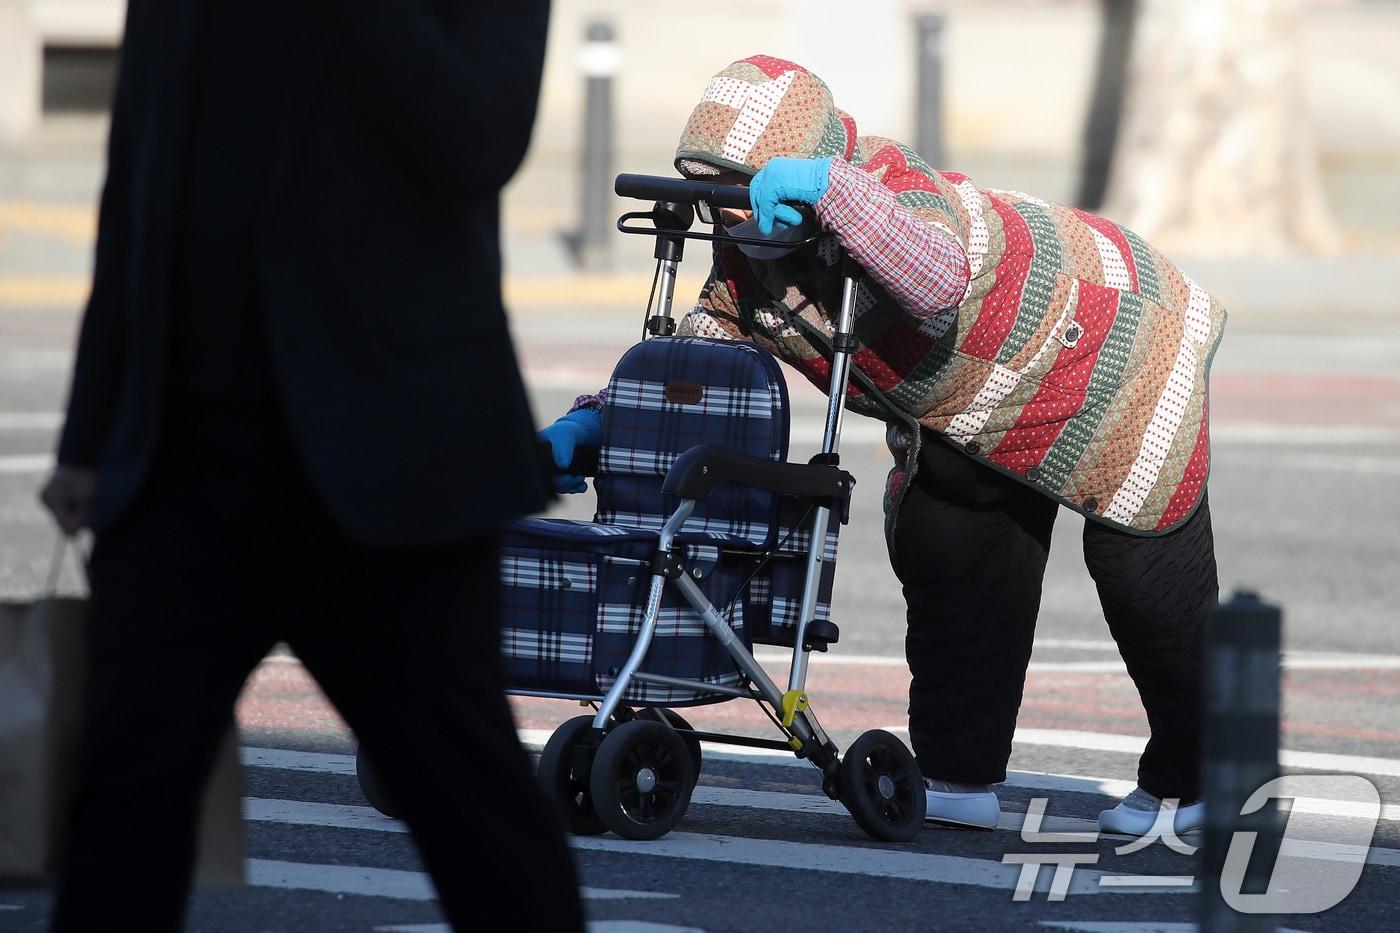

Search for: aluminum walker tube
xmin=592 ymin=500 xmax=696 ymax=729
xmin=788 ymin=265 xmax=860 ymax=695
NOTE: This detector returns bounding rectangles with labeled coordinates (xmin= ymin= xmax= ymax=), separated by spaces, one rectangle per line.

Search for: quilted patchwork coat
xmin=673 ymin=56 xmax=1227 ymax=543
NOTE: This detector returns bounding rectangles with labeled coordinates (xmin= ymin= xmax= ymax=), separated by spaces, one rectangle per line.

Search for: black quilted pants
xmin=892 ymin=435 xmax=1219 ymax=801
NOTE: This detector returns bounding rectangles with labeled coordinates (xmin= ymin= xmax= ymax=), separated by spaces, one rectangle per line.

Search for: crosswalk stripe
xmin=1041 ymin=925 xmax=1312 ymax=933
xmin=246 ymin=799 xmax=1168 ymax=895
xmin=0 ymin=454 xmax=52 ymax=474
xmin=240 ymin=745 xmax=1400 ymax=824
xmin=246 ymin=855 xmax=675 ymax=903
xmin=378 ymin=918 xmax=700 ymax=924
xmin=571 ymin=832 xmax=1186 ymax=896
xmin=244 ymin=787 xmax=1400 ymax=872
xmin=0 ymin=412 xmax=62 ymax=430
xmin=247 ymin=859 xmax=433 ymax=901
xmin=1009 ymin=728 xmax=1400 ymax=779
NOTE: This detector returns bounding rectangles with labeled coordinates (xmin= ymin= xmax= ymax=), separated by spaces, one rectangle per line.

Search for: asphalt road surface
xmin=2 ymin=299 xmax=1399 ymax=931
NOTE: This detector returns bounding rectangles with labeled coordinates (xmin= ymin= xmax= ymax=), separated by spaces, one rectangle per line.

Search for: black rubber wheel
xmin=839 ymin=729 xmax=926 ymax=842
xmin=590 ymin=719 xmax=696 ymax=840
xmin=536 ymin=715 xmax=607 ymax=836
xmin=355 ymin=745 xmax=402 ymax=819
xmin=638 ymin=708 xmax=702 ymax=777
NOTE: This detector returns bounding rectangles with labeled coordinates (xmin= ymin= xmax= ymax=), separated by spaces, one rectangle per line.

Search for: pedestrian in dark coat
xmin=39 ymin=2 xmax=584 ymax=929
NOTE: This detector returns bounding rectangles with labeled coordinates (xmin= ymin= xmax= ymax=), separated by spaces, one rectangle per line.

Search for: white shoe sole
xmin=924 ymin=790 xmax=1000 ymax=830
xmin=1098 ymin=799 xmax=1205 ymax=836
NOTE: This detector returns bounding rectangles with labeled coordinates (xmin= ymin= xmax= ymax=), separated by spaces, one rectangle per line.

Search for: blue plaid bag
xmin=596 ymin=336 xmax=789 ymax=548
xmin=501 ymin=336 xmax=838 ymax=700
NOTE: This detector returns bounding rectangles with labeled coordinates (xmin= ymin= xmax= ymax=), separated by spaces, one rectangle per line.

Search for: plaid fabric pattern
xmin=501 ymin=522 xmax=751 ymax=704
xmin=594 ymin=546 xmax=751 ymax=706
xmin=502 ymin=335 xmax=851 ymax=699
xmin=817 ymin=158 xmax=969 ymax=318
xmin=745 ymin=496 xmax=842 ymax=647
xmin=596 ymin=336 xmax=790 ymax=549
xmin=500 ymin=535 xmax=614 ymax=695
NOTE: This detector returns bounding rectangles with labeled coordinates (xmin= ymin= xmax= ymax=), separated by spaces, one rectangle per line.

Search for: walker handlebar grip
xmin=614 ymin=174 xmax=752 ymax=211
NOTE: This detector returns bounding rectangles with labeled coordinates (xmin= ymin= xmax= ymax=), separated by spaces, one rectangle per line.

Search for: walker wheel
xmin=590 ymin=719 xmax=696 ymax=840
xmin=638 ymin=707 xmax=703 ymax=777
xmin=356 ymin=744 xmax=402 ymax=819
xmin=840 ymin=729 xmax=926 ymax=842
xmin=536 ymin=716 xmax=607 ymax=835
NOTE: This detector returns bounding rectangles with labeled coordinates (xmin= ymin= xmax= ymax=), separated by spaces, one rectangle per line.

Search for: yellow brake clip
xmin=780 ymin=690 xmax=809 ymax=729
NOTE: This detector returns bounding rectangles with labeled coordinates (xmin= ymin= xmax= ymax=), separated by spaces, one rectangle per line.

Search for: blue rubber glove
xmin=748 ymin=156 xmax=833 ymax=236
xmin=538 ymin=408 xmax=603 ymax=494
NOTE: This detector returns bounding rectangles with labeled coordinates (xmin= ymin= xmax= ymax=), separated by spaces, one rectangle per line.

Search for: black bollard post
xmin=577 ymin=20 xmax=618 ymax=271
xmin=914 ymin=12 xmax=945 ymax=169
xmin=1076 ymin=0 xmax=1138 ymax=210
xmin=1200 ymin=591 xmax=1282 ymax=933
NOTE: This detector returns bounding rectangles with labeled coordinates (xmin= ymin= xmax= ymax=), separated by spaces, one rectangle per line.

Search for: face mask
xmin=724 ymin=215 xmax=810 ymax=261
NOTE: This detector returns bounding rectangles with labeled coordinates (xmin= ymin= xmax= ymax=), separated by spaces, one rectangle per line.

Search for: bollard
xmin=1200 ymin=591 xmax=1282 ymax=933
xmin=577 ymin=20 xmax=619 ymax=271
xmin=913 ymin=12 xmax=945 ymax=169
xmin=1076 ymin=0 xmax=1138 ymax=209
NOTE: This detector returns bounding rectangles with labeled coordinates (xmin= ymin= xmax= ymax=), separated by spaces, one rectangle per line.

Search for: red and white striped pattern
xmin=1103 ymin=277 xmax=1215 ymax=523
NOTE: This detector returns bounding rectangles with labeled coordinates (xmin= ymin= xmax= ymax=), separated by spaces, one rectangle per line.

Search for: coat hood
xmin=675 ymin=55 xmax=857 ymax=178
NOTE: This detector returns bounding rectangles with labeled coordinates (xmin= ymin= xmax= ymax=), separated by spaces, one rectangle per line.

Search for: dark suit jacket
xmin=58 ymin=0 xmax=552 ymax=546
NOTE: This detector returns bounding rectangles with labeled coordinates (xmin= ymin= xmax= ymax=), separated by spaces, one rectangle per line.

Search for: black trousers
xmin=892 ymin=436 xmax=1218 ymax=801
xmin=51 ymin=401 xmax=584 ymax=932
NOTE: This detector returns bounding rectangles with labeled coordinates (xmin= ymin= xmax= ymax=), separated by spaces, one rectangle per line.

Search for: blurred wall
xmin=518 ymin=0 xmax=1400 ymax=238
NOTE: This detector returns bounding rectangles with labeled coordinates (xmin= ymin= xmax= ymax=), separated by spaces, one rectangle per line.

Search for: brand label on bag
xmin=664 ymin=381 xmax=704 ymax=406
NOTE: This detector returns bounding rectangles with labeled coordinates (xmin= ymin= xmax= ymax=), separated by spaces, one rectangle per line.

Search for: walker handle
xmin=614 ymin=174 xmax=752 ymax=210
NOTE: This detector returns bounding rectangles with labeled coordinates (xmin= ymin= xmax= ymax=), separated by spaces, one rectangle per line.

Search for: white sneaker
xmin=1098 ymin=787 xmax=1205 ymax=836
xmin=923 ymin=778 xmax=1000 ymax=829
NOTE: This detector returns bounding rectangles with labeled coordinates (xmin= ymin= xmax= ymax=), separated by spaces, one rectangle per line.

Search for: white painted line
xmin=240 ymin=744 xmax=1400 ymax=824
xmin=0 ymin=412 xmax=61 ymax=430
xmin=246 ymin=800 xmax=1158 ymax=896
xmin=1011 ymin=728 xmax=1400 ymax=779
xmin=245 ymin=786 xmax=1400 ymax=871
xmin=248 ymin=858 xmax=435 ymax=901
xmin=577 ymin=889 xmax=680 ymax=902
xmin=241 ymin=747 xmax=356 ymax=776
xmin=1033 ymin=639 xmax=1118 ymax=651
xmin=1095 ymin=876 xmax=1195 ymax=888
xmin=1042 ymin=922 xmax=1201 ymax=933
xmin=585 ymin=918 xmax=705 ymax=924
xmin=377 ymin=925 xmax=707 ymax=933
xmin=1213 ymin=422 xmax=1400 ymax=446
xmin=1224 ymin=451 xmax=1400 ymax=476
xmin=1005 ymin=769 xmax=1400 ymax=824
xmin=0 ymin=454 xmax=52 ymax=474
xmin=1042 ymin=925 xmax=1311 ymax=933
xmin=0 ymin=904 xmax=22 ymax=911
xmin=570 ymin=832 xmax=1183 ymax=897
